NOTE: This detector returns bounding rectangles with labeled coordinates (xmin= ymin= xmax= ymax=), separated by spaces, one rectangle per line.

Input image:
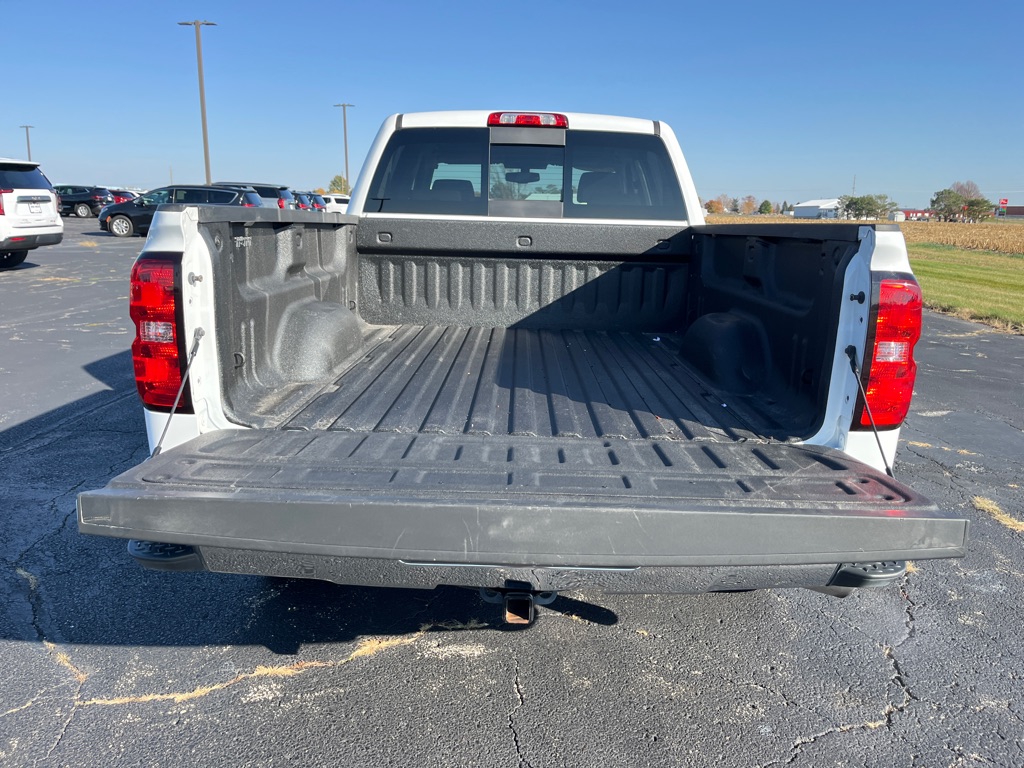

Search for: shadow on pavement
xmin=1 ymin=353 xmax=618 ymax=654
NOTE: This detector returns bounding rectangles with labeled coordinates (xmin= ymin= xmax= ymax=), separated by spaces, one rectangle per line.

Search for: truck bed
xmin=77 ymin=213 xmax=968 ymax=593
xmin=279 ymin=325 xmax=771 ymax=442
xmin=79 ymin=325 xmax=966 ymax=573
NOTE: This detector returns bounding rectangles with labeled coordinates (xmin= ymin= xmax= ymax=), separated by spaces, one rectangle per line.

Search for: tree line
xmin=929 ymin=181 xmax=993 ymax=222
xmin=702 ymin=180 xmax=995 ymax=221
xmin=703 ymin=195 xmax=778 ymax=215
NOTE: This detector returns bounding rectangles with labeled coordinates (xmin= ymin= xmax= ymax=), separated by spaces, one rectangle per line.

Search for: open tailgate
xmin=78 ymin=430 xmax=968 ymax=568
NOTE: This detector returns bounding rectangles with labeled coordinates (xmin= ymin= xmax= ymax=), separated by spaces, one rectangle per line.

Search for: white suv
xmin=1 ymin=158 xmax=63 ymax=269
xmin=321 ymin=193 xmax=350 ymax=213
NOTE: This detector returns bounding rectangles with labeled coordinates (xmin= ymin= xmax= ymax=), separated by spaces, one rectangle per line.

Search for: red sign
xmin=1000 ymin=198 xmax=1009 ymax=206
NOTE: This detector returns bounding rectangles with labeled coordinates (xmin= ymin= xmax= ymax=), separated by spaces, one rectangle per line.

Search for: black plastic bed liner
xmin=276 ymin=326 xmax=773 ymax=441
xmin=78 ymin=325 xmax=967 ymax=571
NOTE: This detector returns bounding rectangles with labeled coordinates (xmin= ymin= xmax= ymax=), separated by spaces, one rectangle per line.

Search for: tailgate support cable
xmin=845 ymin=345 xmax=895 ymax=479
xmin=152 ymin=328 xmax=205 ymax=457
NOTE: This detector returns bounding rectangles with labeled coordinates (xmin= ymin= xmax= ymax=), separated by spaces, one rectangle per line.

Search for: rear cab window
xmin=365 ymin=126 xmax=686 ymax=220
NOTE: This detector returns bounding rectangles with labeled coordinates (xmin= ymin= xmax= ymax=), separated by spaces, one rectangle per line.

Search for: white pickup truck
xmin=78 ymin=110 xmax=967 ymax=622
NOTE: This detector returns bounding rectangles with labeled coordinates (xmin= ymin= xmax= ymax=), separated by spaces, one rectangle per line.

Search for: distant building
xmin=901 ymin=209 xmax=934 ymax=221
xmin=793 ymin=199 xmax=841 ymax=219
xmin=889 ymin=211 xmax=906 ymax=222
xmin=1000 ymin=205 xmax=1024 ymax=218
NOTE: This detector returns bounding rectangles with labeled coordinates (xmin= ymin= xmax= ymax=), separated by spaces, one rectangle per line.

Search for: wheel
xmin=109 ymin=215 xmax=134 ymax=238
xmin=74 ymin=203 xmax=93 ymax=218
xmin=0 ymin=251 xmax=29 ymax=269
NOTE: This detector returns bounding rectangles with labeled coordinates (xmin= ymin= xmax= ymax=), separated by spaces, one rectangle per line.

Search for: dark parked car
xmin=292 ymin=191 xmax=313 ymax=210
xmin=98 ymin=185 xmax=262 ymax=238
xmin=54 ymin=185 xmax=114 ymax=217
xmin=214 ymin=182 xmax=296 ymax=210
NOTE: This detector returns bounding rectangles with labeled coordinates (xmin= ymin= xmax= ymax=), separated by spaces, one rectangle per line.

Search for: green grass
xmin=908 ymin=243 xmax=1024 ymax=332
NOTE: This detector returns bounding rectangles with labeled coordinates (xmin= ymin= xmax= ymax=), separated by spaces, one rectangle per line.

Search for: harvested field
xmin=705 ymin=215 xmax=1024 ymax=256
xmin=900 ymin=221 xmax=1024 ymax=255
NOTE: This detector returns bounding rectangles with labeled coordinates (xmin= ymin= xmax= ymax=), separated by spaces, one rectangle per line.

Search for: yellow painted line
xmin=973 ymin=497 xmax=1024 ymax=533
xmin=908 ymin=441 xmax=932 ymax=448
xmin=11 ymin=619 xmax=493 ymax=715
xmin=349 ymin=635 xmax=417 ymax=660
xmin=2 ymin=698 xmax=37 ymax=717
xmin=44 ymin=641 xmax=88 ymax=684
xmin=77 ymin=624 xmax=458 ymax=707
xmin=80 ymin=659 xmax=345 ymax=706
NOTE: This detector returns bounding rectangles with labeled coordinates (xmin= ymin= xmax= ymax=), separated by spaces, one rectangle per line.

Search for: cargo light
xmin=853 ymin=278 xmax=922 ymax=430
xmin=130 ymin=254 xmax=192 ymax=412
xmin=487 ymin=112 xmax=568 ymax=128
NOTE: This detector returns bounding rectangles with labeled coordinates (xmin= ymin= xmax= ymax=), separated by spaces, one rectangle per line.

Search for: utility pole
xmin=178 ymin=20 xmax=217 ymax=184
xmin=19 ymin=125 xmax=33 ymax=161
xmin=333 ymin=103 xmax=354 ymax=191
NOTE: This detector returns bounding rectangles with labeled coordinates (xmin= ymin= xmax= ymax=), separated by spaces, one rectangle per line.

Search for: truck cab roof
xmin=394 ymin=110 xmax=662 ymax=134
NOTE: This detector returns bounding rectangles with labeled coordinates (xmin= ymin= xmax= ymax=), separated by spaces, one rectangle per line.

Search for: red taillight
xmin=0 ymin=189 xmax=11 ymax=215
xmin=130 ymin=255 xmax=192 ymax=412
xmin=277 ymin=198 xmax=285 ymax=209
xmin=487 ymin=112 xmax=568 ymax=128
xmin=854 ymin=278 xmax=922 ymax=429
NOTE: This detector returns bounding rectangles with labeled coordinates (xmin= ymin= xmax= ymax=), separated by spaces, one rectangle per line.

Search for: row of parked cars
xmin=58 ymin=182 xmax=351 ymax=238
xmin=1 ymin=157 xmax=354 ymax=270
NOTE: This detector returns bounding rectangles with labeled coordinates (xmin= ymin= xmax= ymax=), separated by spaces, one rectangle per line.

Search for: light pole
xmin=178 ymin=20 xmax=217 ymax=184
xmin=333 ymin=103 xmax=354 ymax=192
xmin=19 ymin=125 xmax=33 ymax=161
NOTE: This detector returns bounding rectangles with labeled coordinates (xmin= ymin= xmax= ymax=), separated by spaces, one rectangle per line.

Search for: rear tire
xmin=109 ymin=215 xmax=134 ymax=238
xmin=74 ymin=203 xmax=92 ymax=218
xmin=0 ymin=251 xmax=29 ymax=269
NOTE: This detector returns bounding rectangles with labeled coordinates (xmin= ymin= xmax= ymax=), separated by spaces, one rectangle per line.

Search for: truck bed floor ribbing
xmin=279 ymin=326 xmax=773 ymax=442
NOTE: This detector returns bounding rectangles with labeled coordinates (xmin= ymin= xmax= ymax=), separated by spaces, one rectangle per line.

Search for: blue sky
xmin=5 ymin=1 xmax=1021 ymax=208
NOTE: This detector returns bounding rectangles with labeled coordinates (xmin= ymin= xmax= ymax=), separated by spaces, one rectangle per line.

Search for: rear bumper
xmin=123 ymin=542 xmax=910 ymax=594
xmin=77 ymin=431 xmax=968 ymax=592
xmin=1 ymin=231 xmax=63 ymax=251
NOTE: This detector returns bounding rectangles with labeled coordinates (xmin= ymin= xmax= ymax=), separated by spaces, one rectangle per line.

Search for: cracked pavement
xmin=1 ymin=220 xmax=1023 ymax=766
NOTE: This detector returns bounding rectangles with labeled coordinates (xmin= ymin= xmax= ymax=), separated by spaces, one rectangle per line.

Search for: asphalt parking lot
xmin=2 ymin=218 xmax=1023 ymax=767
